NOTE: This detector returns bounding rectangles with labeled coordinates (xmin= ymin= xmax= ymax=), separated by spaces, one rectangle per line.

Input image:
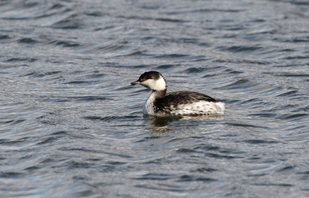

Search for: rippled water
xmin=0 ymin=0 xmax=309 ymax=197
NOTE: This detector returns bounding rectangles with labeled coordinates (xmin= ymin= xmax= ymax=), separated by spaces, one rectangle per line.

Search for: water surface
xmin=0 ymin=0 xmax=308 ymax=197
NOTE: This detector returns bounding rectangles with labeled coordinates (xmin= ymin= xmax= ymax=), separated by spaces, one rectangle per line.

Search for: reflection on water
xmin=147 ymin=116 xmax=181 ymax=132
xmin=148 ymin=115 xmax=225 ymax=132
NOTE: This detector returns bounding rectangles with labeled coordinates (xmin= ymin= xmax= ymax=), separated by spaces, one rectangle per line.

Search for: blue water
xmin=0 ymin=0 xmax=308 ymax=197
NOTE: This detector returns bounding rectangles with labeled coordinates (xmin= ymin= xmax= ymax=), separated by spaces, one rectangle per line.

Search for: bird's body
xmin=131 ymin=71 xmax=225 ymax=116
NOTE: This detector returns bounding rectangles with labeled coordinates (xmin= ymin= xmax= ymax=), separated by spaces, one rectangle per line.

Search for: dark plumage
xmin=154 ymin=91 xmax=217 ymax=113
xmin=135 ymin=71 xmax=161 ymax=83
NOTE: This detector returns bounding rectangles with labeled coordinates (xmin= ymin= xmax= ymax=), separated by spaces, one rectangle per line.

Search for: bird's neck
xmin=152 ymin=89 xmax=166 ymax=99
xmin=144 ymin=89 xmax=167 ymax=115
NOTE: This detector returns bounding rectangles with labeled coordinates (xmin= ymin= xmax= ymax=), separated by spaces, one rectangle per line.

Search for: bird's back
xmin=154 ymin=91 xmax=224 ymax=115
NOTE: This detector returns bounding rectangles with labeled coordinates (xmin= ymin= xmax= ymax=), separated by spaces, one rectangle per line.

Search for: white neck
xmin=153 ymin=76 xmax=166 ymax=91
xmin=144 ymin=91 xmax=156 ymax=115
xmin=143 ymin=90 xmax=166 ymax=115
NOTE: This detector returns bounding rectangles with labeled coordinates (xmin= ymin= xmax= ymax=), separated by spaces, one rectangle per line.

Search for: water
xmin=0 ymin=0 xmax=308 ymax=197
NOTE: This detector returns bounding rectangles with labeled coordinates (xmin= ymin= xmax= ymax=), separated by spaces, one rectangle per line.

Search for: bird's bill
xmin=130 ymin=80 xmax=140 ymax=85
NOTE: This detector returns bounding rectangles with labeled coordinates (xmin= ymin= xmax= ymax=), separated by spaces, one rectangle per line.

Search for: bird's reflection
xmin=147 ymin=115 xmax=224 ymax=132
xmin=147 ymin=116 xmax=181 ymax=132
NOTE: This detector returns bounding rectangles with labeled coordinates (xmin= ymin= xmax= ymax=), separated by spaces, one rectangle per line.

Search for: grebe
xmin=131 ymin=71 xmax=225 ymax=116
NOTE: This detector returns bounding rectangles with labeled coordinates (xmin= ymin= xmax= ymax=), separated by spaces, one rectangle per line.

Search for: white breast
xmin=143 ymin=92 xmax=156 ymax=115
xmin=171 ymin=101 xmax=225 ymax=115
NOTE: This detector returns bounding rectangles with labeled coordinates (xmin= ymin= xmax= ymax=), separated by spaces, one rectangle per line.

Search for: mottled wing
xmin=154 ymin=91 xmax=217 ymax=113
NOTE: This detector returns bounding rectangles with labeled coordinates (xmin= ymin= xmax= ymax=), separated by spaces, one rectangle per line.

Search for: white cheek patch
xmin=141 ymin=77 xmax=166 ymax=91
xmin=141 ymin=79 xmax=156 ymax=88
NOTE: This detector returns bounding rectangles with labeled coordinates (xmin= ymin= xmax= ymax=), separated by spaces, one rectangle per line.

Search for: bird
xmin=131 ymin=71 xmax=225 ymax=116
